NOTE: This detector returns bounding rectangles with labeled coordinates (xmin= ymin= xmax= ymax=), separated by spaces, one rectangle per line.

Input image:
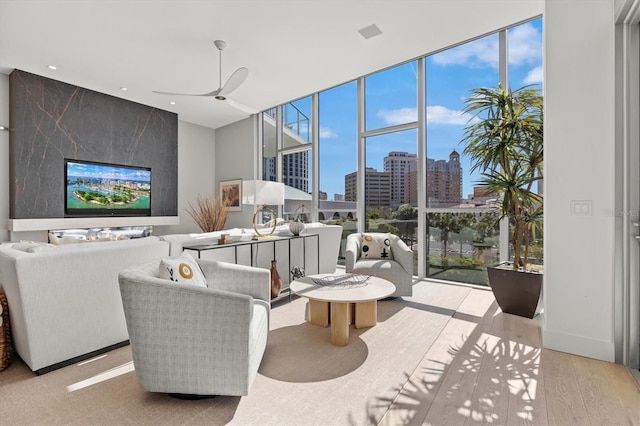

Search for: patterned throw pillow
xmin=159 ymin=251 xmax=207 ymax=288
xmin=360 ymin=233 xmax=393 ymax=260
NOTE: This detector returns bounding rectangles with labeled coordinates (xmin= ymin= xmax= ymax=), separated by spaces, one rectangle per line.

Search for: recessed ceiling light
xmin=358 ymin=24 xmax=382 ymax=40
xmin=48 ymin=65 xmax=57 ymax=70
xmin=170 ymin=101 xmax=176 ymax=105
xmin=120 ymin=87 xmax=128 ymax=91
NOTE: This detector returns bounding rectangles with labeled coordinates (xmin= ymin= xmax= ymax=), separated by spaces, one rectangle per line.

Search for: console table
xmin=183 ymin=234 xmax=320 ymax=303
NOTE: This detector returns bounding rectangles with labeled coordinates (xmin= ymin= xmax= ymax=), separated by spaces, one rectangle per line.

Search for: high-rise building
xmin=425 ymin=150 xmax=462 ymax=206
xmin=265 ymin=152 xmax=310 ymax=193
xmin=345 ymin=168 xmax=391 ymax=206
xmin=384 ymin=151 xmax=417 ymax=206
xmin=283 ymin=152 xmax=309 ymax=192
xmin=346 ymin=151 xmax=461 ymax=208
xmin=405 ymin=150 xmax=462 ymax=207
xmin=406 ymin=170 xmax=418 ymax=205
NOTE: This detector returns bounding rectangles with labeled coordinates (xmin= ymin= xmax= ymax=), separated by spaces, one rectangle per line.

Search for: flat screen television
xmin=64 ymin=159 xmax=151 ymax=217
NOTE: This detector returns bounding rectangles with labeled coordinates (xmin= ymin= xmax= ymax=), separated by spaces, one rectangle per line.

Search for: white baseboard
xmin=542 ymin=328 xmax=615 ymax=362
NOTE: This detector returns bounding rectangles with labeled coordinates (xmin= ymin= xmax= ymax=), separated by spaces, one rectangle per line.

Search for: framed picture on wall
xmin=220 ymin=179 xmax=242 ymax=212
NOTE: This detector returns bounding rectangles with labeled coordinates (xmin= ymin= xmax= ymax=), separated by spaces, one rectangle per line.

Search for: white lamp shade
xmin=242 ymin=180 xmax=285 ymax=206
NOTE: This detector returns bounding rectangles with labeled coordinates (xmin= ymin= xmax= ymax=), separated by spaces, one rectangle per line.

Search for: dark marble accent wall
xmin=9 ymin=70 xmax=178 ymax=219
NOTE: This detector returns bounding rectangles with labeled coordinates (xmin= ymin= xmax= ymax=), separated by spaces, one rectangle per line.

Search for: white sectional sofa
xmin=0 ymin=222 xmax=343 ymax=375
xmin=0 ymin=236 xmax=170 ymax=374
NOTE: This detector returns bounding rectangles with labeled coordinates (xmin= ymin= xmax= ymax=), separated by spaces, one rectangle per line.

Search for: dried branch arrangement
xmin=185 ymin=194 xmax=229 ymax=232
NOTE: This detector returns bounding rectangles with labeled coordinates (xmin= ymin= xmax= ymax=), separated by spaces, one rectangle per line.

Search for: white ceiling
xmin=0 ymin=0 xmax=543 ymax=130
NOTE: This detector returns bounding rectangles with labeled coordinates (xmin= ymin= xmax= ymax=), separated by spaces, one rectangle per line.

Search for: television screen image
xmin=65 ymin=159 xmax=151 ymax=217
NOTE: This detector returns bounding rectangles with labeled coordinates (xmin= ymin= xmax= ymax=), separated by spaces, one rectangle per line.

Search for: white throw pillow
xmin=361 ymin=233 xmax=394 ymax=260
xmin=159 ymin=251 xmax=207 ymax=288
xmin=12 ymin=241 xmax=57 ymax=253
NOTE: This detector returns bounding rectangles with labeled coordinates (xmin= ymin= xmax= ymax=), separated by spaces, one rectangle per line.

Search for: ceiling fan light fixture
xmin=152 ymin=39 xmax=256 ymax=114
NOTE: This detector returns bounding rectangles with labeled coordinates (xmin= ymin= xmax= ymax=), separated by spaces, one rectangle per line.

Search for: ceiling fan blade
xmin=152 ymin=88 xmax=222 ymax=97
xmin=225 ymin=97 xmax=259 ymax=114
xmin=217 ymin=67 xmax=248 ymax=97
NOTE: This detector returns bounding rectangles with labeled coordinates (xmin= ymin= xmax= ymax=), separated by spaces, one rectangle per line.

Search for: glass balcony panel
xmin=283 ymin=97 xmax=312 ymax=146
xmin=425 ymin=211 xmax=500 ymax=286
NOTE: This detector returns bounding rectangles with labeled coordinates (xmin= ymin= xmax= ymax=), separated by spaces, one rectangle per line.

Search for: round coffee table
xmin=289 ymin=273 xmax=395 ymax=346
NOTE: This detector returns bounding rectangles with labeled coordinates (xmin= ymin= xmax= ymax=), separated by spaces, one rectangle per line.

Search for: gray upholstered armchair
xmin=345 ymin=233 xmax=413 ymax=297
xmin=118 ymin=258 xmax=270 ymax=397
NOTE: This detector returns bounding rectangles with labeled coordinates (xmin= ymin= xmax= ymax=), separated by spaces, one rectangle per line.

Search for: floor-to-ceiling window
xmin=262 ymin=97 xmax=314 ymax=220
xmin=282 ymin=96 xmax=312 ymax=203
xmin=262 ymin=107 xmax=277 ymax=182
xmin=260 ymin=16 xmax=543 ymax=285
xmin=363 ymin=62 xmax=419 ymax=273
xmin=424 ymin=31 xmax=500 ymax=285
xmin=507 ymin=19 xmax=544 ymax=269
xmin=317 ymin=81 xmax=357 ymax=262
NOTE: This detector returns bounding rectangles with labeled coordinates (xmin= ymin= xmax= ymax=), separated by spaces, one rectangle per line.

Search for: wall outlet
xmin=570 ymin=200 xmax=593 ymax=216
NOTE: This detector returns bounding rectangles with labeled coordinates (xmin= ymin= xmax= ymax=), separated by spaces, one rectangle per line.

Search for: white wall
xmin=0 ymin=73 xmax=9 ymax=242
xmin=213 ymin=116 xmax=258 ymax=229
xmin=154 ymin=120 xmax=215 ymax=236
xmin=543 ymin=0 xmax=617 ymax=361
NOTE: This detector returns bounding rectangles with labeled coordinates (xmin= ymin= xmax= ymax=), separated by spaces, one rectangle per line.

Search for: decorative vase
xmin=270 ymin=260 xmax=282 ymax=299
xmin=289 ymin=218 xmax=304 ymax=236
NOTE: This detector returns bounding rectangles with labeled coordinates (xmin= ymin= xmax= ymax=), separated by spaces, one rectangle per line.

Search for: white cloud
xmin=430 ymin=22 xmax=541 ymax=69
xmin=431 ymin=35 xmax=499 ymax=68
xmin=377 ymin=106 xmax=477 ymax=126
xmin=523 ymin=65 xmax=543 ymax=85
xmin=507 ymin=23 xmax=543 ymax=67
xmin=377 ymin=107 xmax=417 ymax=125
xmin=319 ymin=126 xmax=337 ymax=139
xmin=427 ymin=105 xmax=477 ymax=125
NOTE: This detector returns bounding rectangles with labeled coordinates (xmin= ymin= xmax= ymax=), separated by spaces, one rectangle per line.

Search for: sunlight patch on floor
xmin=67 ymin=361 xmax=134 ymax=392
xmin=77 ymin=354 xmax=108 ymax=366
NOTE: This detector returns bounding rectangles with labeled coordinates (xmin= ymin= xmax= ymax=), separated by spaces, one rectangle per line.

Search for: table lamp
xmin=242 ymin=180 xmax=285 ymax=238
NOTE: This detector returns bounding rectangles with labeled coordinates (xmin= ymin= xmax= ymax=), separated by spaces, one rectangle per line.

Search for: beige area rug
xmin=0 ymin=280 xmax=474 ymax=425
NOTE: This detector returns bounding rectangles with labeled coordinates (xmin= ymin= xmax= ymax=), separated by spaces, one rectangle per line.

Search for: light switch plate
xmin=570 ymin=200 xmax=593 ymax=216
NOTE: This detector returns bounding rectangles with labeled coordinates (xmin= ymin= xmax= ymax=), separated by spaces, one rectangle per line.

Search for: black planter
xmin=487 ymin=262 xmax=543 ymax=319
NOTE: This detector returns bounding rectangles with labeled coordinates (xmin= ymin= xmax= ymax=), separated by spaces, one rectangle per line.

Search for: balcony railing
xmin=265 ymin=103 xmax=310 ymax=142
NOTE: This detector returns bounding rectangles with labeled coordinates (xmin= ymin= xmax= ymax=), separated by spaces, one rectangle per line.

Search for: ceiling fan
xmin=153 ymin=40 xmax=257 ymax=114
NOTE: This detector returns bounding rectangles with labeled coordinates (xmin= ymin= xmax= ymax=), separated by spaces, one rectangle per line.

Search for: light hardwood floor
xmin=1 ymin=280 xmax=639 ymax=425
xmin=380 ymin=288 xmax=640 ymax=425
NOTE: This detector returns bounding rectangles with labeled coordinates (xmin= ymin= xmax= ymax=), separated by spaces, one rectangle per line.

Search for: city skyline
xmin=343 ymin=149 xmax=463 ymax=208
xmin=312 ymin=18 xmax=543 ymax=203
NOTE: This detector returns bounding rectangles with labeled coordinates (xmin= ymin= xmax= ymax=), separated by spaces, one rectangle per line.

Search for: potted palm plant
xmin=462 ymin=85 xmax=543 ymax=318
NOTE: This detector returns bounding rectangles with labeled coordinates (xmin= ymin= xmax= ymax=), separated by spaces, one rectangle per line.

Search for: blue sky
xmin=294 ymin=18 xmax=542 ymax=202
xmin=67 ymin=161 xmax=151 ymax=182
